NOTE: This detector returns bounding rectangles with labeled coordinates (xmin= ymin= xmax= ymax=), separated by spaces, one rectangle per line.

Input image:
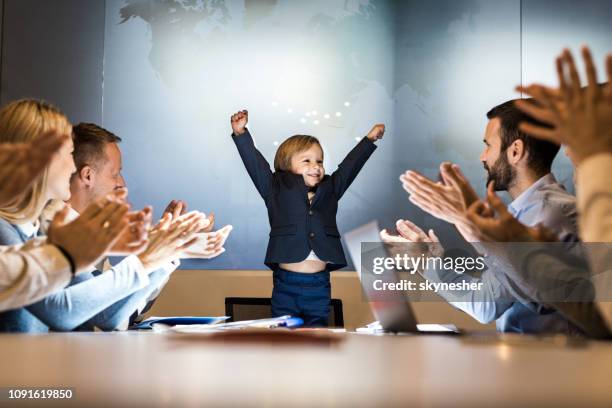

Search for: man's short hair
xmin=72 ymin=123 xmax=122 ymax=173
xmin=486 ymin=99 xmax=560 ymax=175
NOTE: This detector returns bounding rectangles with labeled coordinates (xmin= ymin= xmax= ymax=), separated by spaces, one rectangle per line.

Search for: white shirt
xmin=303 ymin=250 xmax=328 ymax=263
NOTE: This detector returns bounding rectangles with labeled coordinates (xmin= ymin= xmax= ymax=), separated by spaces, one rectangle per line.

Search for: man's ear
xmin=507 ymin=139 xmax=526 ymax=165
xmin=78 ymin=165 xmax=95 ymax=187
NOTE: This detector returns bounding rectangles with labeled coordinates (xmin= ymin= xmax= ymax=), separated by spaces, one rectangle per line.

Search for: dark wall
xmin=0 ymin=0 xmax=105 ymax=123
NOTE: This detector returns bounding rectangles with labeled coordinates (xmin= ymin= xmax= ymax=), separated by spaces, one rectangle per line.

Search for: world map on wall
xmin=116 ymin=0 xmax=481 ymax=133
xmin=108 ymin=0 xmax=522 ymax=270
xmin=116 ymin=0 xmax=399 ymax=135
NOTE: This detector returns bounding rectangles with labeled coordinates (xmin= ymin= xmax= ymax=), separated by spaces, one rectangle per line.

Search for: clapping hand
xmin=182 ymin=224 xmax=233 ymax=259
xmin=466 ymin=182 xmax=557 ymax=243
xmin=0 ymin=129 xmax=69 ymax=207
xmin=515 ymin=46 xmax=612 ymax=165
xmin=48 ymin=192 xmax=130 ymax=272
xmin=400 ymin=162 xmax=481 ymax=241
xmin=109 ymin=206 xmax=152 ymax=256
xmin=380 ymin=219 xmax=443 ymax=263
xmin=137 ymin=210 xmax=209 ymax=272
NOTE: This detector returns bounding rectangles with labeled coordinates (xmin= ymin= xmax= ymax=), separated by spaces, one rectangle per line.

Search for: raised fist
xmin=367 ymin=124 xmax=385 ymax=141
xmin=231 ymin=110 xmax=248 ymax=135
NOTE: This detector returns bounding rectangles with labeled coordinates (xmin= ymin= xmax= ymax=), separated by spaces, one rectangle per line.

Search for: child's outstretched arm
xmin=331 ymin=124 xmax=384 ymax=199
xmin=230 ymin=110 xmax=274 ymax=199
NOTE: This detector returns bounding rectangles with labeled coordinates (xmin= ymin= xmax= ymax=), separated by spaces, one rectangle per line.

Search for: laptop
xmin=344 ymin=221 xmax=459 ymax=334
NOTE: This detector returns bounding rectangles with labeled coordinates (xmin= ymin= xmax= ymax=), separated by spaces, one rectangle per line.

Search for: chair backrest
xmin=224 ymin=297 xmax=344 ymax=327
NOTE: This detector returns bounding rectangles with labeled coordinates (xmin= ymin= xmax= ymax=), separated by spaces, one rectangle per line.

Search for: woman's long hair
xmin=0 ymin=99 xmax=71 ymax=225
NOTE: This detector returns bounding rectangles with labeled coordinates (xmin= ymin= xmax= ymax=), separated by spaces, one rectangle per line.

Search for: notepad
xmin=169 ymin=316 xmax=304 ymax=333
xmin=131 ymin=316 xmax=230 ymax=330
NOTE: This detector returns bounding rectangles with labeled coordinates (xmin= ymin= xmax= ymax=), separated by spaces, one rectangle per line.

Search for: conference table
xmin=0 ymin=330 xmax=610 ymax=407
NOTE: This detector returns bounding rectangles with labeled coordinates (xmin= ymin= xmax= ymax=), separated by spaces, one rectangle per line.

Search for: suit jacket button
xmin=309 ymin=232 xmax=315 ymax=238
xmin=308 ymin=210 xmax=314 ymax=216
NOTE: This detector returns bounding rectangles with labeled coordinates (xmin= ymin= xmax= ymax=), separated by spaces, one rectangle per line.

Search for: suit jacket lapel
xmin=310 ymin=177 xmax=329 ymax=208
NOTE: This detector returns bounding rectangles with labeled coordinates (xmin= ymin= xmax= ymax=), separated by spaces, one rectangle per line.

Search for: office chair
xmin=224 ymin=297 xmax=344 ymax=328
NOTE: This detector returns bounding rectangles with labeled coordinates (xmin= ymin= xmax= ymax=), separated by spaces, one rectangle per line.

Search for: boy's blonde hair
xmin=0 ymin=99 xmax=71 ymax=225
xmin=273 ymin=135 xmax=323 ymax=172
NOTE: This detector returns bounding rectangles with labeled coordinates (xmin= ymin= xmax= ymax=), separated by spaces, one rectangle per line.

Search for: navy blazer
xmin=233 ymin=129 xmax=377 ymax=271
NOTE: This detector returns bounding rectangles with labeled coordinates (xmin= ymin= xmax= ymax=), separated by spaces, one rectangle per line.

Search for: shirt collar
xmin=16 ymin=220 xmax=40 ymax=239
xmin=508 ymin=173 xmax=557 ymax=215
xmin=66 ymin=206 xmax=80 ymax=222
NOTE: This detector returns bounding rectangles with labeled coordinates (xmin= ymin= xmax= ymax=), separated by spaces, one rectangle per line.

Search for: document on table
xmin=132 ymin=316 xmax=229 ymax=330
xmin=167 ymin=315 xmax=304 ymax=333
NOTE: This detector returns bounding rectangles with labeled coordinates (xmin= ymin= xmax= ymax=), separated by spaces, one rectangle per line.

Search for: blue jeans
xmin=271 ymin=267 xmax=331 ymax=327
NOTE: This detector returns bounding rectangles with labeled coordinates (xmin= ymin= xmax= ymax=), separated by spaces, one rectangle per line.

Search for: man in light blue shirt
xmin=0 ymin=123 xmax=230 ymax=333
xmin=391 ymin=99 xmax=582 ymax=334
xmin=484 ymin=174 xmax=577 ymax=333
xmin=418 ymin=173 xmax=579 ymax=333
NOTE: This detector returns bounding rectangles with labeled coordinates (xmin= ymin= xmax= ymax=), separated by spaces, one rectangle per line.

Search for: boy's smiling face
xmin=290 ymin=144 xmax=325 ymax=187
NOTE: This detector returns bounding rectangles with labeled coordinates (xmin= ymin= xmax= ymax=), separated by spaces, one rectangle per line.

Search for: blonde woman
xmin=0 ymin=99 xmax=202 ymax=332
xmin=0 ymin=130 xmax=132 ymax=311
xmin=0 ymin=100 xmax=76 ymax=225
